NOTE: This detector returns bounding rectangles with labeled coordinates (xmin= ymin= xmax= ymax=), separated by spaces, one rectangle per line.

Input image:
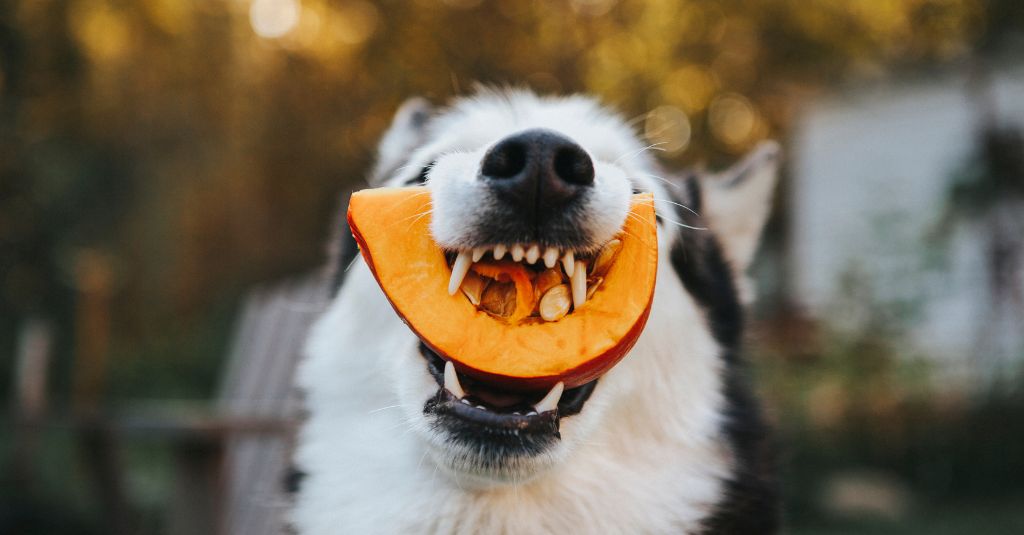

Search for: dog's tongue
xmin=471 ymin=388 xmax=529 ymax=408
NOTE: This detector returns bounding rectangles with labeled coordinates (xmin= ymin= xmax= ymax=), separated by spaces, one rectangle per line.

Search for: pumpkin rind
xmin=347 ymin=186 xmax=658 ymax=391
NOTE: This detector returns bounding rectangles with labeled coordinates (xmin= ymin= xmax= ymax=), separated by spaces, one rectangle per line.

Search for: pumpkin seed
xmin=586 ymin=276 xmax=603 ymax=300
xmin=459 ymin=271 xmax=489 ymax=306
xmin=539 ymin=284 xmax=572 ymax=322
xmin=479 ymin=280 xmax=517 ymax=318
xmin=590 ymin=239 xmax=621 ymax=277
xmin=533 ymin=268 xmax=564 ymax=302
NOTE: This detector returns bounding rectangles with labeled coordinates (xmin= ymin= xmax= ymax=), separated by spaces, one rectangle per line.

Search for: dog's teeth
xmin=443 ymin=361 xmax=466 ymax=399
xmin=527 ymin=410 xmax=538 ymax=416
xmin=460 ymin=398 xmax=471 ymax=405
xmin=493 ymin=244 xmax=507 ymax=260
xmin=511 ymin=244 xmax=525 ymax=262
xmin=476 ymin=405 xmax=486 ymax=410
xmin=472 ymin=247 xmax=487 ymax=263
xmin=562 ymin=251 xmax=575 ymax=278
xmin=543 ymin=247 xmax=559 ymax=268
xmin=525 ymin=244 xmax=541 ymax=264
xmin=533 ymin=382 xmax=564 ymax=414
xmin=448 ymin=251 xmax=473 ymax=295
xmin=571 ymin=260 xmax=587 ymax=308
xmin=512 ymin=411 xmax=521 ymax=416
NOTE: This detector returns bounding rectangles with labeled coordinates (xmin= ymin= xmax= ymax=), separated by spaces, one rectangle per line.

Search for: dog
xmin=289 ymin=89 xmax=780 ymax=534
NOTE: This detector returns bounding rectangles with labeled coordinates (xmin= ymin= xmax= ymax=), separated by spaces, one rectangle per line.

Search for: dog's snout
xmin=480 ymin=129 xmax=594 ymax=211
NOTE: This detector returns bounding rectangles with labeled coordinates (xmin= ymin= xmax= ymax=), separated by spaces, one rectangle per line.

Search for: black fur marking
xmin=403 ymin=162 xmax=434 ymax=186
xmin=283 ymin=465 xmax=307 ymax=495
xmin=330 ymin=219 xmax=360 ymax=297
xmin=668 ymin=177 xmax=780 ymax=534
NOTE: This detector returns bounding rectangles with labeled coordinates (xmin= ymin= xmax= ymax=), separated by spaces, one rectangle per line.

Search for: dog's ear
xmin=370 ymin=97 xmax=433 ymax=184
xmin=700 ymin=141 xmax=780 ymax=302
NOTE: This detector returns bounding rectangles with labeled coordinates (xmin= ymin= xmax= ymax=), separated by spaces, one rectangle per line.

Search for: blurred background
xmin=2 ymin=0 xmax=1023 ymax=533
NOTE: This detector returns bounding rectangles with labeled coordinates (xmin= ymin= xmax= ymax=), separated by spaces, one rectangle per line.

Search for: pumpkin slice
xmin=347 ymin=186 xmax=658 ymax=391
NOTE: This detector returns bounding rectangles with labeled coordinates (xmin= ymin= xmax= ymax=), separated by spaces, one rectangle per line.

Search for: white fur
xmin=291 ymin=90 xmax=773 ymax=534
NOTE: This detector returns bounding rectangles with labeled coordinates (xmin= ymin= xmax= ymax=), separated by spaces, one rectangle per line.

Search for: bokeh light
xmin=250 ymin=0 xmax=300 ymax=39
xmin=644 ymin=105 xmax=692 ymax=155
xmin=708 ymin=92 xmax=758 ymax=149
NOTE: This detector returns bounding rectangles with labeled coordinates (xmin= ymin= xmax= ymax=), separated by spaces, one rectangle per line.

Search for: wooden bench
xmin=11 ymin=271 xmax=331 ymax=534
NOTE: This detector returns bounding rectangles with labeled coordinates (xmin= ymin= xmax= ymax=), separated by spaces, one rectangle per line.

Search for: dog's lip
xmin=419 ymin=343 xmax=598 ymax=428
xmin=432 ymin=388 xmax=561 ymax=434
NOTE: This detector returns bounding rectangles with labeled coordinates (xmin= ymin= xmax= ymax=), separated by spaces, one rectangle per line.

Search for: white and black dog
xmin=290 ymin=89 xmax=780 ymax=534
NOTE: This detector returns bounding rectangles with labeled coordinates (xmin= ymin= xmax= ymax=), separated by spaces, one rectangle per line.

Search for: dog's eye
xmin=403 ymin=162 xmax=435 ymax=186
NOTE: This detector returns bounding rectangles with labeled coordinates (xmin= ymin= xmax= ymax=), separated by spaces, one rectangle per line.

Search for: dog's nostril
xmin=482 ymin=140 xmax=527 ymax=179
xmin=554 ymin=146 xmax=594 ymax=186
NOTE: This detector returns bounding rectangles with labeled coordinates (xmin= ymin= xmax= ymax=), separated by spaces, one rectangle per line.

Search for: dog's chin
xmin=424 ymin=435 xmax=566 ymax=487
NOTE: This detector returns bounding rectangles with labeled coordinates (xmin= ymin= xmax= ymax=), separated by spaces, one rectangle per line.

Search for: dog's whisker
xmin=631 ymin=172 xmax=684 ymax=191
xmin=614 ymin=142 xmax=668 ymax=165
xmin=398 ymin=208 xmax=434 ymax=226
xmin=629 ymin=198 xmax=704 ymax=230
xmin=367 ymin=404 xmax=405 ymax=414
xmin=654 ymin=196 xmax=701 ymax=217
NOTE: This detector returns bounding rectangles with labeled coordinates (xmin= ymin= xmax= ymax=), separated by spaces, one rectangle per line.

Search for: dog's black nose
xmin=480 ymin=129 xmax=594 ymax=211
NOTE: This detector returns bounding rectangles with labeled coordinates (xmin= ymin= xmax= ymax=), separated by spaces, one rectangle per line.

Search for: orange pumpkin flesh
xmin=347 ymin=186 xmax=658 ymax=391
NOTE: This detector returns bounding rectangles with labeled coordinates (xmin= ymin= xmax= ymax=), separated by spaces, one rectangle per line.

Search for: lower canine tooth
xmin=571 ymin=259 xmax=587 ymax=309
xmin=533 ymin=382 xmax=564 ymax=413
xmin=448 ymin=251 xmax=473 ymax=295
xmin=444 ymin=361 xmax=466 ymax=399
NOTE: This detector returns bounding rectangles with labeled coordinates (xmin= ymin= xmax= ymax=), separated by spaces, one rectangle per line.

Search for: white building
xmin=789 ymin=64 xmax=1024 ymax=385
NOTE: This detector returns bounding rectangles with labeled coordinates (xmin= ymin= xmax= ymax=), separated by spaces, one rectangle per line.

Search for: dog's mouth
xmin=420 ymin=343 xmax=597 ymax=446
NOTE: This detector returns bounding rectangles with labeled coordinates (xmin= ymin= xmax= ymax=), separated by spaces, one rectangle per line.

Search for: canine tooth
xmin=527 ymin=410 xmax=538 ymax=416
xmin=493 ymin=244 xmax=507 ymax=260
xmin=511 ymin=244 xmax=525 ymax=262
xmin=543 ymin=247 xmax=559 ymax=268
xmin=526 ymin=244 xmax=540 ymax=264
xmin=571 ymin=260 xmax=587 ymax=309
xmin=444 ymin=361 xmax=466 ymax=399
xmin=472 ymin=247 xmax=487 ymax=262
xmin=448 ymin=251 xmax=473 ymax=295
xmin=533 ymin=382 xmax=564 ymax=413
xmin=562 ymin=251 xmax=575 ymax=278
